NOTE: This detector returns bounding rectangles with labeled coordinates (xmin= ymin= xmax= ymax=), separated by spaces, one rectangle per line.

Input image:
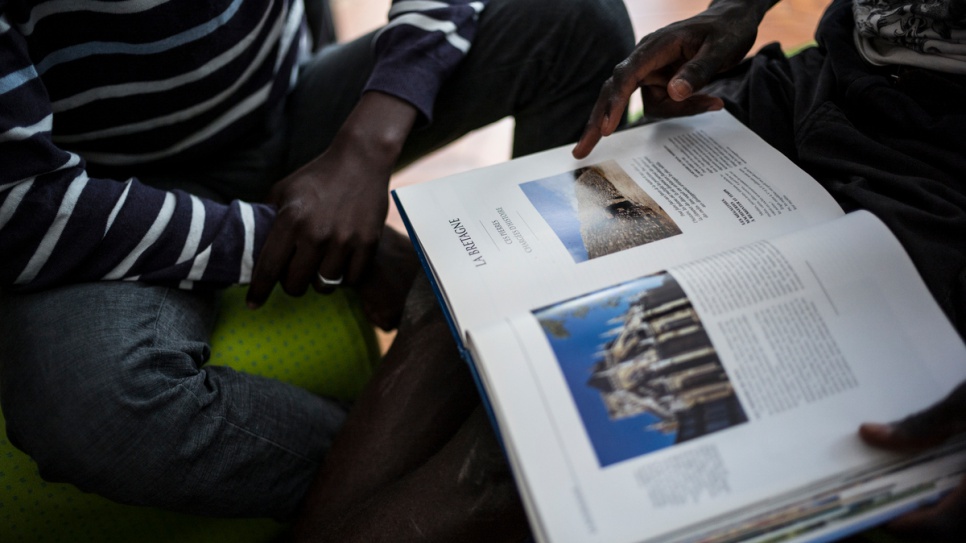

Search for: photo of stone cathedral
xmin=586 ymin=272 xmax=748 ymax=444
xmin=535 ymin=270 xmax=750 ymax=465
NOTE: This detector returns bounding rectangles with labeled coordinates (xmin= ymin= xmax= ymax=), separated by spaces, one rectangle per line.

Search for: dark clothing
xmin=0 ymin=0 xmax=635 ymax=520
xmin=0 ymin=0 xmax=484 ymax=291
xmin=714 ymin=0 xmax=966 ymax=337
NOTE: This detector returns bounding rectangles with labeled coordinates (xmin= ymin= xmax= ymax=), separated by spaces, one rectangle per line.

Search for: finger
xmin=859 ymin=420 xmax=953 ymax=452
xmin=313 ymin=274 xmax=340 ymax=295
xmin=596 ymin=74 xmax=631 ymax=138
xmin=572 ymin=129 xmax=601 ymax=160
xmin=574 ymin=35 xmax=692 ymax=159
xmin=345 ymin=237 xmax=379 ymax=286
xmin=601 ymin=43 xmax=678 ymax=128
xmin=247 ymin=225 xmax=295 ymax=309
xmin=573 ymin=87 xmax=611 ymax=159
xmin=669 ymin=61 xmax=714 ymax=102
xmin=573 ymin=107 xmax=606 ymax=159
xmin=669 ymin=40 xmax=740 ymax=102
xmin=861 ymin=382 xmax=966 ymax=452
xmin=858 ymin=422 xmax=936 ymax=452
xmin=894 ymin=381 xmax=966 ymax=443
xmin=639 ymin=82 xmax=724 ymax=119
xmin=281 ymin=241 xmax=323 ymax=297
xmin=315 ymin=241 xmax=350 ymax=294
xmin=573 ymin=74 xmax=632 ymax=159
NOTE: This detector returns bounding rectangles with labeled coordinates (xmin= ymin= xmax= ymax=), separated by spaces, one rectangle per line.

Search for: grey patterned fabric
xmin=853 ymin=0 xmax=966 ymax=71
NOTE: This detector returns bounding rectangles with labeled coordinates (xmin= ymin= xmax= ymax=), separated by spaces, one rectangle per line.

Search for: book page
xmin=466 ymin=211 xmax=966 ymax=543
xmin=394 ymin=111 xmax=843 ymax=341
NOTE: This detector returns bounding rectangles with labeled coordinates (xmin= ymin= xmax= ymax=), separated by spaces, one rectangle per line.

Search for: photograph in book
xmin=519 ymin=160 xmax=682 ymax=263
xmin=534 ymin=270 xmax=748 ymax=467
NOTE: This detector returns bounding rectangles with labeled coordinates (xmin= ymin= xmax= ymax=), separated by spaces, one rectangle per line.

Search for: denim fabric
xmin=0 ymin=283 xmax=347 ymax=519
xmin=0 ymin=0 xmax=633 ymax=520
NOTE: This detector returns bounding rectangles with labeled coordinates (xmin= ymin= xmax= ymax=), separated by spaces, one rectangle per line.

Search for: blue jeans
xmin=0 ymin=0 xmax=633 ymax=520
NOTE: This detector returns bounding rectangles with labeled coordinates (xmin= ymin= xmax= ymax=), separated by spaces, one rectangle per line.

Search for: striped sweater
xmin=0 ymin=0 xmax=485 ymax=291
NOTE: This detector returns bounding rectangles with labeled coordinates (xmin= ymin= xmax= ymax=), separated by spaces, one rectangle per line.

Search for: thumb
xmin=668 ymin=77 xmax=695 ymax=103
xmin=668 ymin=48 xmax=725 ymax=102
xmin=861 ymin=381 xmax=966 ymax=451
xmin=668 ymin=33 xmax=749 ymax=102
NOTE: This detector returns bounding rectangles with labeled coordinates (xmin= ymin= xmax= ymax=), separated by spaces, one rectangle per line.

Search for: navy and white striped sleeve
xmin=0 ymin=14 xmax=276 ymax=292
xmin=365 ymin=0 xmax=488 ymax=122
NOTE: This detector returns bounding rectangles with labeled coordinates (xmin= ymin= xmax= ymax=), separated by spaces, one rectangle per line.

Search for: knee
xmin=570 ymin=0 xmax=634 ymax=34
xmin=0 ymin=283 xmax=221 ymax=505
xmin=0 ymin=345 xmax=203 ymax=499
xmin=2 ymin=392 xmax=102 ymax=488
xmin=566 ymin=0 xmax=635 ymax=67
xmin=518 ymin=0 xmax=634 ymax=47
xmin=492 ymin=0 xmax=634 ymax=79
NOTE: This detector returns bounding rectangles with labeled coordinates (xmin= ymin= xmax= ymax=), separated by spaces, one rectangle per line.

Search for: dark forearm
xmin=332 ymin=91 xmax=419 ymax=172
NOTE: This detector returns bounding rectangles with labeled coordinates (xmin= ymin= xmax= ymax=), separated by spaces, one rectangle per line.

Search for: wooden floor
xmin=329 ymin=0 xmax=832 ymax=232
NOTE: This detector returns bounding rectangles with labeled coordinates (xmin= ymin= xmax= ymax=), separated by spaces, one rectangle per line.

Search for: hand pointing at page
xmin=572 ymin=0 xmax=781 ymax=160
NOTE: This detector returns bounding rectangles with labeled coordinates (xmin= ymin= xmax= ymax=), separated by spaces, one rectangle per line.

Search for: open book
xmin=391 ymin=111 xmax=966 ymax=543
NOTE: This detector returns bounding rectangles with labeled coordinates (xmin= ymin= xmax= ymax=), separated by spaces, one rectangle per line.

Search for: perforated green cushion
xmin=208 ymin=285 xmax=380 ymax=400
xmin=0 ymin=286 xmax=379 ymax=543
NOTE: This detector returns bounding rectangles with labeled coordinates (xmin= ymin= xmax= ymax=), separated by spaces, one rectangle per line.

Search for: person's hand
xmin=859 ymin=380 xmax=966 ymax=541
xmin=573 ymin=0 xmax=778 ymax=159
xmin=354 ymin=225 xmax=421 ymax=331
xmin=246 ymin=92 xmax=417 ymax=309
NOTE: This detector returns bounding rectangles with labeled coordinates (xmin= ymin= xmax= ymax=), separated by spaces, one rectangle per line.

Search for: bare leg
xmin=354 ymin=225 xmax=420 ymax=331
xmin=293 ymin=276 xmax=529 ymax=541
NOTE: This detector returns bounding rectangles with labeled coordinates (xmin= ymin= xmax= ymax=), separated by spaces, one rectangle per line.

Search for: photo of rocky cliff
xmin=520 ymin=160 xmax=682 ymax=263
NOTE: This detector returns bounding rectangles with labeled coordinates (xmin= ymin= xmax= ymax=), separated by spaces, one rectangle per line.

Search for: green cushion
xmin=208 ymin=285 xmax=380 ymax=400
xmin=0 ymin=286 xmax=378 ymax=543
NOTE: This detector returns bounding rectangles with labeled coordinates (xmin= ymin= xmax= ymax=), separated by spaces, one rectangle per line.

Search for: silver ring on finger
xmin=317 ymin=273 xmax=343 ymax=287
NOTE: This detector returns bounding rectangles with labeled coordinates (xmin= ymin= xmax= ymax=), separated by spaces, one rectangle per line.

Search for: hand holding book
xmin=394 ymin=111 xmax=966 ymax=543
xmin=861 ymin=381 xmax=966 ymax=540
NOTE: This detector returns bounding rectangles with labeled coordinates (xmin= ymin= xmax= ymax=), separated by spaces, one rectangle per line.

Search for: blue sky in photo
xmin=535 ymin=275 xmax=677 ymax=467
xmin=519 ymin=173 xmax=589 ymax=263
